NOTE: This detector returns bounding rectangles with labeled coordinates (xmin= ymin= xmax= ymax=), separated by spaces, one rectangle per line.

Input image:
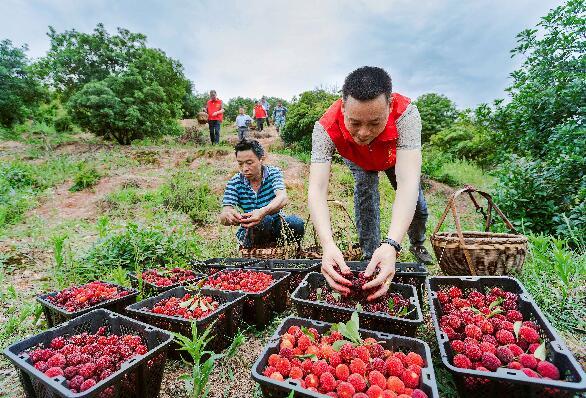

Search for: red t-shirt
xmin=206 ymin=99 xmax=224 ymax=121
xmin=254 ymin=105 xmax=267 ymax=119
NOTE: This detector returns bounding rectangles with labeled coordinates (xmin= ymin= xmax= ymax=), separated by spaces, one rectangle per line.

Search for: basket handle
xmin=432 ymin=185 xmax=517 ymax=276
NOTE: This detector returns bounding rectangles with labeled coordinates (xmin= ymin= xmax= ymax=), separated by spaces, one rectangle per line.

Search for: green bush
xmin=281 ymin=89 xmax=339 ymax=152
xmin=414 ymin=93 xmax=458 ymax=143
xmin=83 ymin=223 xmax=201 ymax=271
xmin=70 ymin=163 xmax=101 ymax=192
xmin=68 ymin=48 xmax=186 ymax=145
xmin=430 ymin=121 xmax=496 ymax=168
xmin=160 ymin=171 xmax=220 ymax=225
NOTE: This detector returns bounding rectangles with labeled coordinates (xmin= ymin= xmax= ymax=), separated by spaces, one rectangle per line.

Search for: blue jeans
xmin=344 ymin=159 xmax=429 ymax=259
xmin=208 ymin=120 xmax=221 ymax=144
xmin=236 ymin=214 xmax=305 ymax=248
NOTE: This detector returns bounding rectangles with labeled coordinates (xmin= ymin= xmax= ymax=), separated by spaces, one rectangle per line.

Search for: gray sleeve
xmin=311 ymin=122 xmax=335 ymax=163
xmin=396 ymin=104 xmax=422 ymax=150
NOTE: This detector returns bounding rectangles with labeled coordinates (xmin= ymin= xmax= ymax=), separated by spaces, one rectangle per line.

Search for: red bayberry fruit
xmin=519 ymin=326 xmax=540 ymax=344
xmin=320 ymin=372 xmax=337 ymax=392
xmin=537 ymin=361 xmax=560 ymax=380
xmin=402 ymin=369 xmax=419 ymax=389
xmin=481 ymin=352 xmax=502 ymax=371
xmin=368 ymin=370 xmax=387 ymax=389
xmin=348 ymin=373 xmax=367 ymax=392
xmin=385 ymin=356 xmax=405 ymax=377
xmin=453 ymin=354 xmax=472 ymax=369
xmin=496 ymin=330 xmax=515 ymax=345
xmin=336 ymin=381 xmax=356 ymax=398
xmin=44 ymin=367 xmax=64 ymax=377
xmin=519 ymin=353 xmax=539 ymax=370
xmin=336 ymin=363 xmax=350 ymax=381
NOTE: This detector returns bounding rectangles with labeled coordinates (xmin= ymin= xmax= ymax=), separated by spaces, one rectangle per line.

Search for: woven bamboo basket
xmin=197 ymin=111 xmax=208 ymax=124
xmin=431 ymin=186 xmax=528 ymax=276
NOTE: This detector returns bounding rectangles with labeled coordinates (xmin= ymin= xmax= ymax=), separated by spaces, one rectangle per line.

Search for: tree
xmin=35 ymin=23 xmax=147 ymax=99
xmin=281 ymin=89 xmax=339 ymax=151
xmin=0 ymin=40 xmax=46 ymax=127
xmin=493 ymin=0 xmax=585 ymax=241
xmin=67 ymin=48 xmax=185 ymax=145
xmin=414 ymin=93 xmax=458 ymax=142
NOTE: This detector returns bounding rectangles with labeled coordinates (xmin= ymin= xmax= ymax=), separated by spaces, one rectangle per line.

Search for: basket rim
xmin=431 ymin=230 xmax=528 ymax=240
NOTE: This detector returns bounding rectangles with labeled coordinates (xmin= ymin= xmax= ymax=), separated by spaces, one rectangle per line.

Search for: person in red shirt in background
xmin=253 ymin=101 xmax=268 ymax=132
xmin=206 ymin=90 xmax=225 ymax=144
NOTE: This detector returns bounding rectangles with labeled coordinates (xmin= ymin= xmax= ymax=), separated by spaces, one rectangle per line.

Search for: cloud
xmin=0 ymin=0 xmax=563 ymax=107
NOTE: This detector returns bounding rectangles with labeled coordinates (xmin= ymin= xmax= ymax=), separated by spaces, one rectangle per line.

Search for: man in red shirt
xmin=308 ymin=66 xmax=431 ymax=301
xmin=206 ymin=90 xmax=225 ymax=144
xmin=253 ymin=101 xmax=268 ymax=132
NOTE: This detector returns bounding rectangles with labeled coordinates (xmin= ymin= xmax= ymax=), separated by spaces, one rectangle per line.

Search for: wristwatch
xmin=380 ymin=238 xmax=402 ymax=253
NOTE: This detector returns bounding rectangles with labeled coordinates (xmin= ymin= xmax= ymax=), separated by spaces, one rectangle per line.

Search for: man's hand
xmin=240 ymin=208 xmax=266 ymax=228
xmin=212 ymin=111 xmax=218 ymax=117
xmin=321 ymin=244 xmax=353 ymax=294
xmin=221 ymin=207 xmax=242 ymax=226
xmin=362 ymin=243 xmax=397 ymax=301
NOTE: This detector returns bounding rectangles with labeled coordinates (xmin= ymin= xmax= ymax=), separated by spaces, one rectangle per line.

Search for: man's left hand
xmin=240 ymin=208 xmax=266 ymax=228
xmin=362 ymin=243 xmax=397 ymax=301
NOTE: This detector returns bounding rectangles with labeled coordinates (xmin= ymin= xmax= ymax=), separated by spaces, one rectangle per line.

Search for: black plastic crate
xmin=427 ymin=276 xmax=586 ymax=398
xmin=37 ymin=282 xmax=139 ymax=328
xmin=125 ymin=286 xmax=245 ymax=356
xmin=127 ymin=270 xmax=205 ymax=296
xmin=266 ymin=259 xmax=321 ymax=293
xmin=346 ymin=261 xmax=428 ymax=304
xmin=291 ymin=271 xmax=423 ymax=336
xmin=3 ymin=309 xmax=173 ymax=398
xmin=251 ymin=316 xmax=439 ymax=398
xmin=204 ymin=257 xmax=264 ymax=267
xmin=202 ymin=268 xmax=290 ymax=328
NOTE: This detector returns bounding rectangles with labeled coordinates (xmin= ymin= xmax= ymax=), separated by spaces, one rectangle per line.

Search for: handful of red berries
xmin=25 ymin=327 xmax=148 ymax=394
xmin=141 ymin=268 xmax=199 ymax=287
xmin=204 ymin=270 xmax=273 ymax=293
xmin=262 ymin=324 xmax=429 ymax=397
xmin=150 ymin=293 xmax=219 ymax=319
xmin=437 ymin=285 xmax=561 ymax=380
xmin=46 ymin=281 xmax=131 ymax=312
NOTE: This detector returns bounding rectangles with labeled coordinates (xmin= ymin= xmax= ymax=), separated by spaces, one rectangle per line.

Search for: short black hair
xmin=342 ymin=66 xmax=392 ymax=102
xmin=234 ymin=139 xmax=265 ymax=159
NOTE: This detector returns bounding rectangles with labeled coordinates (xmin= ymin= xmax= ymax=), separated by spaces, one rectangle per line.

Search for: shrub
xmin=281 ymin=89 xmax=339 ymax=152
xmin=83 ymin=223 xmax=201 ymax=271
xmin=430 ymin=121 xmax=496 ymax=168
xmin=160 ymin=171 xmax=220 ymax=225
xmin=70 ymin=163 xmax=101 ymax=192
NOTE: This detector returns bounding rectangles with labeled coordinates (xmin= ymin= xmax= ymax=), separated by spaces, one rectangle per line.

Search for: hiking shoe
xmin=410 ymin=245 xmax=434 ymax=265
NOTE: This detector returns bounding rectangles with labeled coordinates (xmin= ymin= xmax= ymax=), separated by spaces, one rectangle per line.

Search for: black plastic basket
xmin=251 ymin=316 xmax=439 ymax=398
xmin=427 ymin=276 xmax=586 ymax=398
xmin=204 ymin=257 xmax=264 ymax=267
xmin=202 ymin=268 xmax=290 ymax=328
xmin=291 ymin=272 xmax=423 ymax=336
xmin=127 ymin=271 xmax=205 ymax=296
xmin=36 ymin=282 xmax=139 ymax=328
xmin=346 ymin=261 xmax=428 ymax=304
xmin=265 ymin=259 xmax=321 ymax=293
xmin=3 ymin=309 xmax=173 ymax=398
xmin=125 ymin=286 xmax=245 ymax=356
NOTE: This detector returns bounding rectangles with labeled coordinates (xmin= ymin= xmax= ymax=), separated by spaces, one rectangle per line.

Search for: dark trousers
xmin=208 ymin=120 xmax=221 ymax=144
xmin=236 ymin=214 xmax=305 ymax=248
xmin=344 ymin=159 xmax=429 ymax=258
xmin=256 ymin=118 xmax=264 ymax=131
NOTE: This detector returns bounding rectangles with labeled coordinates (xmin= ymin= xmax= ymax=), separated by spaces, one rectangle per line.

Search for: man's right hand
xmin=222 ymin=207 xmax=242 ymax=226
xmin=321 ymin=244 xmax=353 ymax=294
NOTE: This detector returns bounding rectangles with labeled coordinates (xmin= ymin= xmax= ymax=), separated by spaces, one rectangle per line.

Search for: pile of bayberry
xmin=141 ymin=268 xmax=200 ymax=287
xmin=262 ymin=326 xmax=429 ymax=397
xmin=308 ymin=269 xmax=411 ymax=317
xmin=25 ymin=327 xmax=148 ymax=394
xmin=46 ymin=281 xmax=131 ymax=312
xmin=204 ymin=270 xmax=273 ymax=293
xmin=437 ymin=286 xmax=562 ymax=380
xmin=149 ymin=293 xmax=219 ymax=319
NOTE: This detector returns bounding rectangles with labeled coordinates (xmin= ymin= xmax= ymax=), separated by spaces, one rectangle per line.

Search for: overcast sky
xmin=1 ymin=0 xmax=562 ymax=108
